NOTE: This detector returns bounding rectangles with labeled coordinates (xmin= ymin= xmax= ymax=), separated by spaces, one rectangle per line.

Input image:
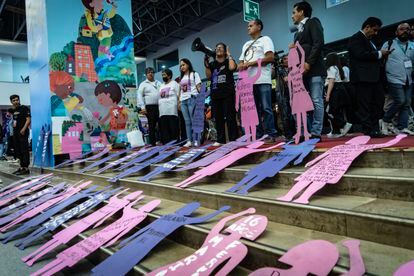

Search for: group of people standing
xmin=137 ymin=1 xmax=414 ymax=147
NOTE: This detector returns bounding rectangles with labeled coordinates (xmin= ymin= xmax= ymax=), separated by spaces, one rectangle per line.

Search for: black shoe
xmin=12 ymin=168 xmax=23 ymax=175
xmin=310 ymin=134 xmax=322 ymax=142
xmin=369 ymin=131 xmax=386 ymax=138
xmin=15 ymin=168 xmax=30 ymax=175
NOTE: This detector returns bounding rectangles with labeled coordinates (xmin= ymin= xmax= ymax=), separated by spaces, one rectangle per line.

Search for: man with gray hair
xmin=380 ymin=23 xmax=414 ymax=135
xmin=137 ymin=67 xmax=162 ymax=145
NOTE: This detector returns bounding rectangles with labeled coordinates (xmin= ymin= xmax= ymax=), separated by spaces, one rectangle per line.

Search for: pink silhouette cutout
xmin=148 ymin=208 xmax=267 ymax=276
xmin=277 ymin=134 xmax=406 ymax=204
xmin=31 ymin=199 xmax=161 ymax=276
xmin=22 ymin=190 xmax=143 ymax=266
xmin=235 ymin=59 xmax=262 ymax=141
xmin=0 ymin=180 xmax=92 ymax=232
xmin=394 ymin=260 xmax=414 ymax=276
xmin=288 ymin=42 xmax=314 ymax=144
xmin=249 ymin=239 xmax=365 ymax=276
xmin=0 ymin=180 xmax=50 ymax=208
xmin=0 ymin=174 xmax=51 ymax=199
xmin=175 ymin=141 xmax=284 ymax=188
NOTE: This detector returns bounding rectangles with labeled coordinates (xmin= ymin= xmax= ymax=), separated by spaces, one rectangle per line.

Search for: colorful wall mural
xmin=46 ymin=0 xmax=137 ymax=158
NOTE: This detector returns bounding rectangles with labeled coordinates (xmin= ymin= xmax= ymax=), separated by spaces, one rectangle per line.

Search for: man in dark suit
xmin=348 ymin=17 xmax=391 ymax=137
xmin=291 ymin=1 xmax=325 ymax=140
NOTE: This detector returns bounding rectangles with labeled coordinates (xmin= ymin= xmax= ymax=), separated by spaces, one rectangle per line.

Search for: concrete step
xmin=60 ymin=159 xmax=414 ymax=202
xmin=61 ymin=147 xmax=414 ymax=170
xmin=9 ymin=171 xmax=413 ymax=276
xmin=39 ymin=167 xmax=414 ymax=252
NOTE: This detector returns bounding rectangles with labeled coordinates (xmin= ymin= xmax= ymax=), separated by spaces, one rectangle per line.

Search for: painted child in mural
xmin=50 ymin=71 xmax=87 ymax=117
xmin=81 ymin=0 xmax=117 ymax=59
xmin=94 ymin=80 xmax=128 ymax=142
xmin=288 ymin=42 xmax=314 ymax=144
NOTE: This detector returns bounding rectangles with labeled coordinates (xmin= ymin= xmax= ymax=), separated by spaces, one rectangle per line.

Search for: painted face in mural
xmin=54 ymin=83 xmax=75 ymax=99
xmin=89 ymin=0 xmax=104 ymax=13
xmin=96 ymin=92 xmax=115 ymax=107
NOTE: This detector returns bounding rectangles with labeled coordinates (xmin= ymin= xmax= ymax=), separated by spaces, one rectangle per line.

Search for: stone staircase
xmin=0 ymin=146 xmax=413 ymax=275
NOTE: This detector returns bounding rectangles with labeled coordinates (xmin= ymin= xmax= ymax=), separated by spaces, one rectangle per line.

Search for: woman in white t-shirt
xmin=178 ymin=58 xmax=201 ymax=147
xmin=159 ymin=68 xmax=180 ymax=144
xmin=325 ymin=53 xmax=352 ymax=138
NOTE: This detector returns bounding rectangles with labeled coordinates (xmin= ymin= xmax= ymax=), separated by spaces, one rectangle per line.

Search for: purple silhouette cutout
xmin=94 ymin=146 xmax=151 ymax=174
xmin=288 ymin=42 xmax=314 ymax=144
xmin=22 ymin=190 xmax=144 ymax=266
xmin=277 ymin=134 xmax=407 ymax=204
xmin=15 ymin=187 xmax=122 ymax=250
xmin=79 ymin=146 xmax=138 ymax=173
xmin=91 ymin=202 xmax=230 ymax=276
xmin=0 ymin=182 xmax=67 ymax=228
xmin=235 ymin=59 xmax=262 ymax=141
xmin=192 ymin=83 xmax=210 ymax=146
xmin=175 ymin=135 xmax=250 ymax=172
xmin=115 ymin=140 xmax=178 ymax=171
xmin=108 ymin=146 xmax=182 ymax=182
xmin=148 ymin=208 xmax=267 ymax=276
xmin=31 ymin=198 xmax=161 ymax=276
xmin=139 ymin=143 xmax=212 ymax=182
xmin=227 ymin=138 xmax=319 ymax=195
xmin=0 ymin=181 xmax=96 ymax=243
xmin=176 ymin=141 xmax=284 ymax=188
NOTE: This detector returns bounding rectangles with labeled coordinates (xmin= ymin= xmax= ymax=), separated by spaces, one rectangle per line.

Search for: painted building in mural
xmin=46 ymin=0 xmax=138 ymax=158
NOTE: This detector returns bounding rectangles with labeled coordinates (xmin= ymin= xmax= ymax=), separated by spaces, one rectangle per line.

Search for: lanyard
xmin=399 ymin=43 xmax=409 ymax=55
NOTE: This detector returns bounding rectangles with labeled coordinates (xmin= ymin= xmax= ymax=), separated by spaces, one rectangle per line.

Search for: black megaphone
xmin=191 ymin=37 xmax=216 ymax=58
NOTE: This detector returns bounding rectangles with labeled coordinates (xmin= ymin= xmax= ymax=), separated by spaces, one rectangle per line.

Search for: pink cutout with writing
xmin=0 ymin=181 xmax=49 ymax=208
xmin=175 ymin=141 xmax=284 ymax=188
xmin=149 ymin=208 xmax=267 ymax=276
xmin=0 ymin=174 xmax=51 ymax=199
xmin=22 ymin=190 xmax=143 ymax=266
xmin=250 ymin=239 xmax=365 ymax=276
xmin=0 ymin=180 xmax=92 ymax=232
xmin=394 ymin=260 xmax=414 ymax=276
xmin=277 ymin=134 xmax=406 ymax=204
xmin=288 ymin=42 xmax=314 ymax=144
xmin=235 ymin=59 xmax=262 ymax=141
xmin=31 ymin=199 xmax=161 ymax=276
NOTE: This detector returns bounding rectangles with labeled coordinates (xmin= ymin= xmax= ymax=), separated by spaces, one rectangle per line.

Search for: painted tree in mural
xmin=49 ymin=52 xmax=67 ymax=71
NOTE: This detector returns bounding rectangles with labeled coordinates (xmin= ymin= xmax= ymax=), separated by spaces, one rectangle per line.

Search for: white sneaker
xmin=327 ymin=132 xmax=341 ymax=138
xmin=193 ymin=141 xmax=199 ymax=147
xmin=340 ymin=123 xmax=353 ymax=136
xmin=212 ymin=142 xmax=222 ymax=147
xmin=183 ymin=141 xmax=192 ymax=147
xmin=400 ymin=128 xmax=414 ymax=135
xmin=379 ymin=119 xmax=389 ymax=135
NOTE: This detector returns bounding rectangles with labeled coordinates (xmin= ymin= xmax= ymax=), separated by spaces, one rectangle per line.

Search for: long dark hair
xmin=325 ymin=52 xmax=345 ymax=81
xmin=179 ymin=58 xmax=195 ymax=80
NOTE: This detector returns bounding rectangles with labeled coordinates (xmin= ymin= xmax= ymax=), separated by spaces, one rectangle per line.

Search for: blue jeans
xmin=181 ymin=97 xmax=196 ymax=142
xmin=383 ymin=83 xmax=412 ymax=129
xmin=305 ymin=76 xmax=324 ymax=136
xmin=253 ymin=84 xmax=277 ymax=138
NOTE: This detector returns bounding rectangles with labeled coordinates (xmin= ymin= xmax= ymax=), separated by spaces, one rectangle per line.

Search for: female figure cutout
xmin=235 ymin=59 xmax=262 ymax=141
xmin=288 ymin=42 xmax=314 ymax=144
xmin=277 ymin=134 xmax=406 ymax=204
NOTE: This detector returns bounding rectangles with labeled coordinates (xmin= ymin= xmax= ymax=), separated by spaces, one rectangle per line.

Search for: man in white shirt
xmin=137 ymin=67 xmax=161 ymax=145
xmin=238 ymin=19 xmax=278 ymax=141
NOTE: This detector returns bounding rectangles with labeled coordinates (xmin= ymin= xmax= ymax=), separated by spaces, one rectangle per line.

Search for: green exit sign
xmin=243 ymin=0 xmax=260 ymax=22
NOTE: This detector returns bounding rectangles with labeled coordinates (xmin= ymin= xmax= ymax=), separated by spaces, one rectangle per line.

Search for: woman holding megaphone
xmin=204 ymin=42 xmax=239 ymax=146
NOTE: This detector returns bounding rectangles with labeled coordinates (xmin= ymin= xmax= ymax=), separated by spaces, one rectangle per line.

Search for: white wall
xmin=12 ymin=58 xmax=29 ymax=83
xmin=0 ymin=82 xmax=30 ymax=106
xmin=0 ymin=54 xmax=13 ymax=82
xmin=146 ymin=0 xmax=414 ymax=82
